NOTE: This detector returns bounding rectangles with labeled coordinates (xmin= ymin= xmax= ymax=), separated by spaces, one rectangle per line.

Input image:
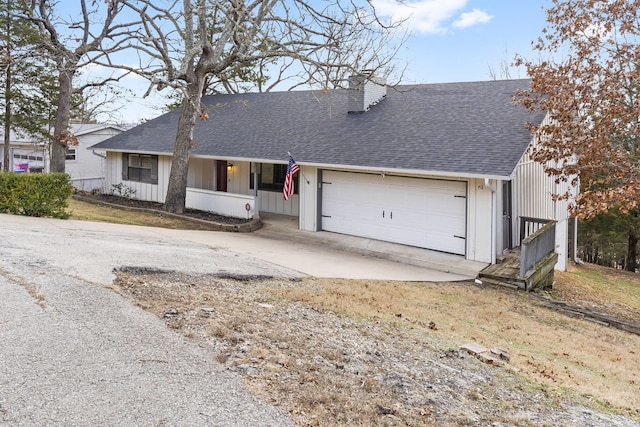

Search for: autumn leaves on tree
xmin=515 ymin=0 xmax=640 ymax=219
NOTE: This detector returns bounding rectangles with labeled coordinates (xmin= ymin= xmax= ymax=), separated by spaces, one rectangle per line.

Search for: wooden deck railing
xmin=519 ymin=216 xmax=553 ymax=242
xmin=519 ymin=219 xmax=557 ymax=279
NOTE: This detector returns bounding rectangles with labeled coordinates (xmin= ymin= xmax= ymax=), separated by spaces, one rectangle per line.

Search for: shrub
xmin=0 ymin=172 xmax=73 ymax=218
xmin=110 ymin=183 xmax=136 ymax=198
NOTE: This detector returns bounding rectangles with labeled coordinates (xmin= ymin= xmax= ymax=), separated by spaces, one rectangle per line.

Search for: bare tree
xmin=22 ymin=0 xmax=138 ymax=172
xmin=117 ymin=0 xmax=405 ymax=213
xmin=487 ymin=50 xmax=514 ymax=81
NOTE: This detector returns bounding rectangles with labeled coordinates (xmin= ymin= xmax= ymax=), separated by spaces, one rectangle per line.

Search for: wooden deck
xmin=478 ymin=248 xmax=557 ymax=291
xmin=478 ymin=253 xmax=525 ymax=290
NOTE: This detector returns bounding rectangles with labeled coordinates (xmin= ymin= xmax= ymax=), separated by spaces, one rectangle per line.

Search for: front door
xmin=216 ymin=160 xmax=228 ymax=192
xmin=502 ymin=180 xmax=513 ymax=250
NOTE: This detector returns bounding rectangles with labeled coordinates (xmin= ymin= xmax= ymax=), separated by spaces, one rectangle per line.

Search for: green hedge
xmin=0 ymin=172 xmax=73 ymax=218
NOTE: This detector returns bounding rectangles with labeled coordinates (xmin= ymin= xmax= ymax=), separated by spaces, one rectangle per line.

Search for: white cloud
xmin=453 ymin=8 xmax=494 ymax=29
xmin=371 ymin=0 xmax=492 ymax=34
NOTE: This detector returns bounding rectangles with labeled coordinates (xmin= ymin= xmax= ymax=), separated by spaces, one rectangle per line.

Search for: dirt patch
xmin=111 ymin=271 xmax=640 ymax=427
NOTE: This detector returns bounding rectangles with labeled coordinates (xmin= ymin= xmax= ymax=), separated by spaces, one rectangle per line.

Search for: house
xmin=65 ymin=123 xmax=124 ymax=191
xmin=0 ymin=129 xmax=47 ymax=173
xmin=0 ymin=123 xmax=124 ymax=191
xmin=90 ymin=78 xmax=576 ymax=271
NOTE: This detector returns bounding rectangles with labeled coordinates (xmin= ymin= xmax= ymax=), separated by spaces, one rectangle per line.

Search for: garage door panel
xmin=321 ymin=171 xmax=467 ymax=255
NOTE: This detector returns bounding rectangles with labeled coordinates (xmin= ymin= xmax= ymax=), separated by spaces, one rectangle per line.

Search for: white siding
xmin=187 ymin=158 xmax=214 ymax=190
xmin=67 ymin=127 xmax=122 ymax=191
xmin=102 ymin=151 xmax=499 ymax=265
xmin=104 ymin=152 xmax=170 ymax=203
xmin=257 ymin=191 xmax=299 ymax=216
xmin=227 ymin=161 xmax=251 ymax=194
xmin=466 ymin=178 xmax=493 ymax=263
xmin=513 ymin=118 xmax=576 ymax=271
xmin=299 ymin=166 xmax=318 ymax=231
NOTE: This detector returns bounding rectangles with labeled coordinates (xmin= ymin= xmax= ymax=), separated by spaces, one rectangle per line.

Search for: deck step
xmin=477 ymin=276 xmax=523 ymax=290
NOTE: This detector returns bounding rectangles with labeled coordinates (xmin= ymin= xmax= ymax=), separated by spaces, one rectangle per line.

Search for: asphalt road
xmin=0 ymin=214 xmax=296 ymax=426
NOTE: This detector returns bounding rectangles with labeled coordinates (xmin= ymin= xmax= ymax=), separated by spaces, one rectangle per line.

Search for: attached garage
xmin=320 ymin=171 xmax=467 ymax=255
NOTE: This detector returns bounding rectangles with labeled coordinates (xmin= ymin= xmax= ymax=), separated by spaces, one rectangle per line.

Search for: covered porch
xmin=186 ymin=157 xmax=298 ymax=220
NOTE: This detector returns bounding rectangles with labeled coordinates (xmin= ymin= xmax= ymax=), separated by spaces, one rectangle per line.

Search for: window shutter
xmin=121 ymin=153 xmax=128 ymax=180
xmin=150 ymin=156 xmax=158 ymax=184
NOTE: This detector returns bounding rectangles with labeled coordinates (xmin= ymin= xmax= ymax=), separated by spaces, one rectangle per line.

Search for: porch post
xmin=252 ymin=162 xmax=259 ymax=213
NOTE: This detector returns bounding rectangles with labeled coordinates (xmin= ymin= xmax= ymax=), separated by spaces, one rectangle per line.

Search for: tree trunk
xmin=3 ymin=11 xmax=10 ymax=172
xmin=3 ymin=60 xmax=10 ymax=172
xmin=164 ymin=78 xmax=205 ymax=214
xmin=49 ymin=68 xmax=73 ymax=173
xmin=626 ymin=233 xmax=638 ymax=272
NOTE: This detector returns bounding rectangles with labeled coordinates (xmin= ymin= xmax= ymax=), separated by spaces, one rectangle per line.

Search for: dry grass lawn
xmin=67 ymin=197 xmax=222 ymax=230
xmin=277 ymin=276 xmax=640 ymax=413
xmin=112 ymin=271 xmax=640 ymax=426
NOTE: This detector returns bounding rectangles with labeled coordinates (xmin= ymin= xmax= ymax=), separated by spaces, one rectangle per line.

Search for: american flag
xmin=283 ymin=155 xmax=300 ymax=200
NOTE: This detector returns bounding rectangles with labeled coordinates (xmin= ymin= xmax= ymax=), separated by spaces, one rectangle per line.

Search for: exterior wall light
xmin=227 ymin=163 xmax=233 ymax=171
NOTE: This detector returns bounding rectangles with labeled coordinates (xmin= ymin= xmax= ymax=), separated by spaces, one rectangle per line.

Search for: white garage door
xmin=321 ymin=171 xmax=467 ymax=255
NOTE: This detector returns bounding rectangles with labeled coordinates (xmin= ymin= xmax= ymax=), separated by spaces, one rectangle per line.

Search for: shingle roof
xmin=93 ymin=79 xmax=544 ymax=178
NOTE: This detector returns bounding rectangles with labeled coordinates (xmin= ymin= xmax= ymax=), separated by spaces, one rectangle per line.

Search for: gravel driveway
xmin=0 ymin=214 xmax=296 ymax=426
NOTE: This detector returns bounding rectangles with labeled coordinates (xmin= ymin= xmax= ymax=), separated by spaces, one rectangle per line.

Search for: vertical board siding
xmin=226 ymin=162 xmax=250 ymax=194
xmin=298 ymin=166 xmax=317 ymax=231
xmin=188 ymin=158 xmax=215 ymax=190
xmin=105 ymin=152 xmax=169 ymax=203
xmin=258 ymin=190 xmax=299 ymax=216
xmin=468 ymin=178 xmax=493 ymax=263
xmin=513 ymin=115 xmax=575 ymax=270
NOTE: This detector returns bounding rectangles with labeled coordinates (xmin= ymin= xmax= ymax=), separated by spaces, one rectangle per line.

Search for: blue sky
xmin=391 ymin=0 xmax=551 ymax=83
xmin=113 ymin=0 xmax=552 ymax=123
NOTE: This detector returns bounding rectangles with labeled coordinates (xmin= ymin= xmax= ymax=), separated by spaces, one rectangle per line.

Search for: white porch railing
xmin=186 ymin=187 xmax=257 ymax=220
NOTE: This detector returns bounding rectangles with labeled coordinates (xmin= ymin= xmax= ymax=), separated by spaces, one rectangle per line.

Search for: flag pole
xmin=287 ymin=151 xmax=309 ymax=183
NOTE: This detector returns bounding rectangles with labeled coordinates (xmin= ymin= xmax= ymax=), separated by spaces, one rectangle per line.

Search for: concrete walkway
xmin=257 ymin=212 xmax=487 ymax=280
xmin=1 ymin=213 xmax=486 ymax=283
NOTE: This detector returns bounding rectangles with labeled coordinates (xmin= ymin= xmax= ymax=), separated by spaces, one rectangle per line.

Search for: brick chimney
xmin=348 ymin=71 xmax=387 ymax=113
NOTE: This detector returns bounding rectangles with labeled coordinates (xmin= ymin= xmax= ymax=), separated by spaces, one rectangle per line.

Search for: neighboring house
xmin=0 ymin=130 xmax=47 ymax=173
xmin=91 ymin=78 xmax=576 ymax=271
xmin=65 ymin=123 xmax=124 ymax=192
xmin=0 ymin=123 xmax=124 ymax=191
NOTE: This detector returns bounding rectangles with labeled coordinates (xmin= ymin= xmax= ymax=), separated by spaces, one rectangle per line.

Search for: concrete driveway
xmin=0 ymin=213 xmax=484 ymax=426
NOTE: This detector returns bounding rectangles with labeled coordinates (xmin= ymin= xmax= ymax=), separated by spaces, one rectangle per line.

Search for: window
xmin=250 ymin=162 xmax=298 ymax=194
xmin=65 ymin=148 xmax=77 ymax=161
xmin=13 ymin=153 xmax=43 ymax=161
xmin=121 ymin=153 xmax=158 ymax=184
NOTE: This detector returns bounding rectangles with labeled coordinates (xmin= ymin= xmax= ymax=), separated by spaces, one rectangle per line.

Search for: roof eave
xmin=96 ymin=150 xmax=515 ymax=180
xmin=303 ymin=162 xmax=513 ymax=180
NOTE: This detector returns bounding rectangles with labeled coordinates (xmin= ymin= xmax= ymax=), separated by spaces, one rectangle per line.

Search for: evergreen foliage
xmin=0 ymin=172 xmax=73 ymax=218
xmin=0 ymin=0 xmax=58 ymax=171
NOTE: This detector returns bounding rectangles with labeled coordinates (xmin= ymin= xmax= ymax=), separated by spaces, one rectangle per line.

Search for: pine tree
xmin=0 ymin=0 xmax=57 ymax=171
